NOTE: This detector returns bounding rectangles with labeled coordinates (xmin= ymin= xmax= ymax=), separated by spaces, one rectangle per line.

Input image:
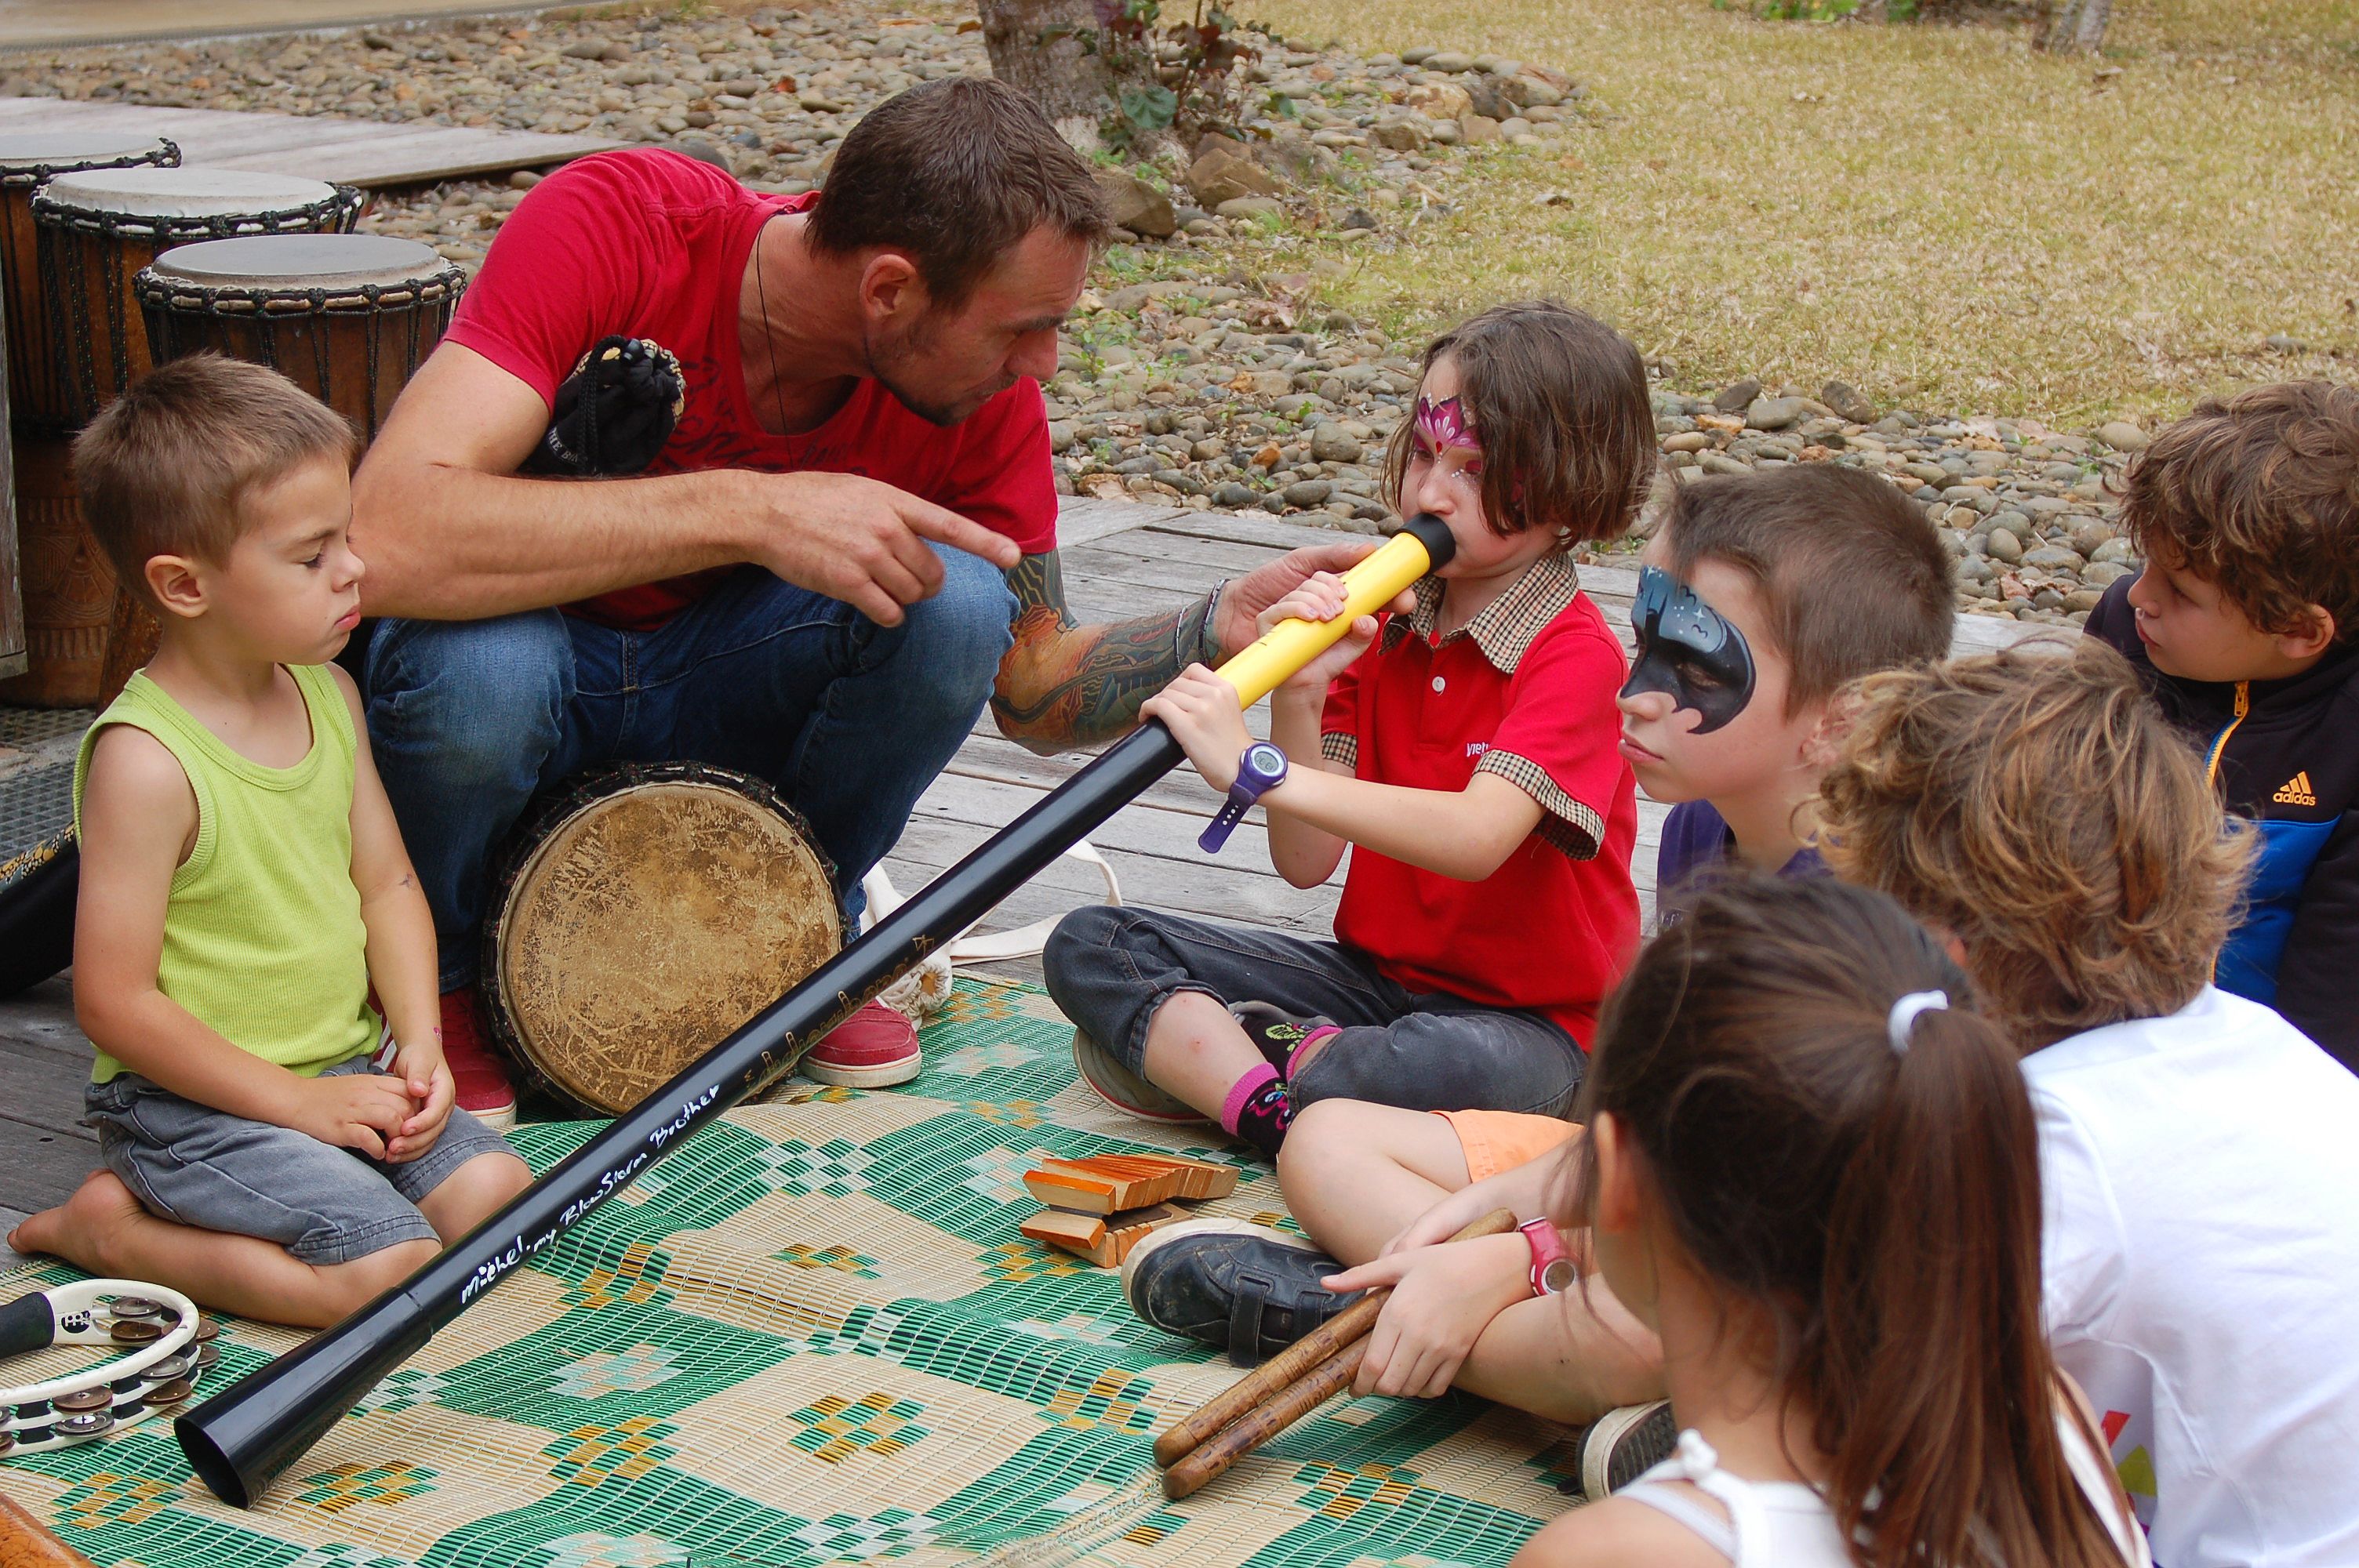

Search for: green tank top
xmin=74 ymin=663 xmax=380 ymax=1084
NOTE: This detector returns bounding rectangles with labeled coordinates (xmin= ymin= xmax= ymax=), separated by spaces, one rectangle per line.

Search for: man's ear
xmin=1800 ymin=689 xmax=1860 ymax=770
xmin=2278 ymin=603 xmax=2337 ymax=663
xmin=856 ymin=251 xmax=925 ymax=327
xmin=143 ymin=554 xmax=207 ymax=620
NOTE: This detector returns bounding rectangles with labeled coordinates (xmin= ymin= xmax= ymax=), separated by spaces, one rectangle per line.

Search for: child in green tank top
xmin=7 ymin=356 xmax=532 ymax=1329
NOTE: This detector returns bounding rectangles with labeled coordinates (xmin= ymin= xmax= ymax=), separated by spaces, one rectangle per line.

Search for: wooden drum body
xmin=3 ymin=168 xmax=360 ymax=706
xmin=484 ymin=763 xmax=845 ymax=1116
xmin=0 ymin=133 xmax=177 ymax=435
xmin=136 ymin=234 xmax=465 ymax=444
xmin=0 ymin=135 xmax=176 ymax=707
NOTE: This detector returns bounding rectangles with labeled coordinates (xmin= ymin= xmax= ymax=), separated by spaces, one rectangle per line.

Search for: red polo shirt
xmin=443 ymin=149 xmax=1059 ymax=630
xmin=1320 ymin=554 xmax=1640 ymax=1045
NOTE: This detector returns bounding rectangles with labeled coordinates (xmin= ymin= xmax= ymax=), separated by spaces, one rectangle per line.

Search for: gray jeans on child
xmin=84 ymin=1054 xmax=515 ymax=1265
xmin=1043 ymin=906 xmax=1583 ymax=1116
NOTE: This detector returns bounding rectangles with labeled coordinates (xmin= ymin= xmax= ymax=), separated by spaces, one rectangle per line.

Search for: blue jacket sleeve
xmin=2276 ymin=810 xmax=2359 ymax=1071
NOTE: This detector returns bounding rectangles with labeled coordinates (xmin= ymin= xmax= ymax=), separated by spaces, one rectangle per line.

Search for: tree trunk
xmin=2041 ymin=0 xmax=2114 ymax=53
xmin=976 ymin=0 xmax=1112 ymax=125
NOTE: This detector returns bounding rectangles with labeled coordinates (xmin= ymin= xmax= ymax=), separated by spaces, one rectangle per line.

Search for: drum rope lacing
xmin=32 ymin=183 xmax=364 ymax=432
xmin=136 ymin=264 xmax=467 ymax=441
xmin=0 ymin=139 xmax=177 ymax=423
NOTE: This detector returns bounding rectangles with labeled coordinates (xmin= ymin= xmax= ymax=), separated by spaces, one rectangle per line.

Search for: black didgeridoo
xmin=175 ymin=514 xmax=1456 ymax=1507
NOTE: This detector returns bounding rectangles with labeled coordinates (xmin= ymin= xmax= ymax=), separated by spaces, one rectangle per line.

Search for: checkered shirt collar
xmin=1380 ymin=550 xmax=1582 ymax=674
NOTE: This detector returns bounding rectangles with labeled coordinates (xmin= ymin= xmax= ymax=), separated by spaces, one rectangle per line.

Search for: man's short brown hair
xmin=73 ymin=353 xmax=356 ymax=604
xmin=1816 ymin=638 xmax=2248 ymax=1049
xmin=2118 ymin=380 xmax=2359 ymax=641
xmin=1659 ymin=465 xmax=1954 ymax=713
xmin=1379 ymin=299 xmax=1654 ymax=549
xmin=812 ymin=77 xmax=1111 ymax=309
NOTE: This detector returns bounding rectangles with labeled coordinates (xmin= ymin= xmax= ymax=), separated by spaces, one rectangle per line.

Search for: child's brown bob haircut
xmin=2118 ymin=379 xmax=2359 ymax=642
xmin=1816 ymin=638 xmax=2249 ymax=1049
xmin=1659 ymin=466 xmax=1954 ymax=714
xmin=72 ymin=353 xmax=357 ymax=607
xmin=1382 ymin=300 xmax=1652 ymax=550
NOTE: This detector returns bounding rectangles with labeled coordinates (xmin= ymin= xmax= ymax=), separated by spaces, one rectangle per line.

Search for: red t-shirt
xmin=1320 ymin=574 xmax=1640 ymax=1045
xmin=444 ymin=149 xmax=1058 ymax=630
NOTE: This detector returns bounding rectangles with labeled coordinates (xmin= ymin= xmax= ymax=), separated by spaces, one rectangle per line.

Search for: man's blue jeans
xmin=365 ymin=551 xmax=1016 ymax=993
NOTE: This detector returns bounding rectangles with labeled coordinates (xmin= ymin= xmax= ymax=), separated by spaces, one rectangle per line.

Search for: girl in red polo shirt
xmin=1042 ymin=302 xmax=1651 ymax=1178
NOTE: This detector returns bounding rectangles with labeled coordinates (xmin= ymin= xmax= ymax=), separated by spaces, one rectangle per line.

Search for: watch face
xmin=1244 ymin=742 xmax=1287 ymax=782
xmin=1541 ymin=1258 xmax=1579 ymax=1295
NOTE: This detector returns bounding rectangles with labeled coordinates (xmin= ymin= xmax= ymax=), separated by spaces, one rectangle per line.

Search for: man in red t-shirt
xmin=354 ymin=80 xmax=1382 ymax=1122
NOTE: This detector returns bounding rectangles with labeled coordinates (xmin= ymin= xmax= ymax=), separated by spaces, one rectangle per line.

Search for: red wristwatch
xmin=1519 ymin=1218 xmax=1576 ymax=1298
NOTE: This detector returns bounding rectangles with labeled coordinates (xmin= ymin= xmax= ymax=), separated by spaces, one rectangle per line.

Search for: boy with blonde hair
xmin=1819 ymin=638 xmax=2359 ymax=1566
xmin=2085 ymin=380 xmax=2359 ymax=1065
xmin=8 ymin=354 xmax=532 ymax=1327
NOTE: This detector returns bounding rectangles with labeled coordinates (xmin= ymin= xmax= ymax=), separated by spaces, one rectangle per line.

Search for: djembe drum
xmin=0 ymin=133 xmax=177 ymax=708
xmin=24 ymin=168 xmax=363 ymax=705
xmin=135 ymin=233 xmax=465 ymax=443
xmin=35 ymin=167 xmax=362 ymax=428
xmin=482 ymin=762 xmax=845 ymax=1116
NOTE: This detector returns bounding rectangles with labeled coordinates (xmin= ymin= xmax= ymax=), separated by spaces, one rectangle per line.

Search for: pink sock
xmin=1285 ymin=1025 xmax=1342 ymax=1078
xmin=1219 ymin=1062 xmax=1282 ymax=1134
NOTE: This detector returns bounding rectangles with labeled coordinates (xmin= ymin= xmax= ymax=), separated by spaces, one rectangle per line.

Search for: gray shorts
xmin=83 ymin=1054 xmax=517 ymax=1265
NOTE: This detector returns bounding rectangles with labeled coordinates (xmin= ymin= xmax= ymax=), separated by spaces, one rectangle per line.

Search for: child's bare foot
xmin=9 ymin=1169 xmax=145 ymax=1272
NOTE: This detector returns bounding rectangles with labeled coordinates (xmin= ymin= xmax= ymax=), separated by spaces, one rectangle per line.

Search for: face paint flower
xmin=1414 ymin=394 xmax=1481 ymax=452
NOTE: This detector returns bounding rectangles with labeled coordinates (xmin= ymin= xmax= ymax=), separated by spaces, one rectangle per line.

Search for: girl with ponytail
xmin=1515 ymin=874 xmax=2146 ymax=1568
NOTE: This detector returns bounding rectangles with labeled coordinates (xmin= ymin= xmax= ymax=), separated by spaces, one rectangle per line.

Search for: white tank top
xmin=1619 ymin=1419 xmax=2150 ymax=1567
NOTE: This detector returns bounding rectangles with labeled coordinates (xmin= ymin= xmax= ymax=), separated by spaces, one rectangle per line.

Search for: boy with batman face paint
xmin=1245 ymin=466 xmax=1963 ymax=1446
xmin=1618 ymin=466 xmax=1954 ymax=898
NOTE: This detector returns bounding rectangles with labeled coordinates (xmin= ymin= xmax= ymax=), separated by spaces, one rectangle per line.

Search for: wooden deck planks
xmin=0 ymin=98 xmax=623 ymax=187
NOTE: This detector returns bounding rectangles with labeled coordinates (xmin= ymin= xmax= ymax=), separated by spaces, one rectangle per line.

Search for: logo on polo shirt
xmin=2274 ymin=771 xmax=2318 ymax=806
xmin=1466 ymin=742 xmax=1489 ymax=758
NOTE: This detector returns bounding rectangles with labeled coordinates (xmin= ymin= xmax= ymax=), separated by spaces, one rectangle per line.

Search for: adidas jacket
xmin=2090 ymin=576 xmax=2359 ymax=1069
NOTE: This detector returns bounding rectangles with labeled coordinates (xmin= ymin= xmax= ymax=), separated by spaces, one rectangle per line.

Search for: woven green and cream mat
xmin=0 ymin=978 xmax=1580 ymax=1567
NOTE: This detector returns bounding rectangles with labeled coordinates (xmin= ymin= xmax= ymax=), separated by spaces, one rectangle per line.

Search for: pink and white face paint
xmin=1414 ymin=394 xmax=1481 ymax=455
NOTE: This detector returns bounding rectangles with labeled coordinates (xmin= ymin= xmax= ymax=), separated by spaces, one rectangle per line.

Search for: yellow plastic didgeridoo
xmin=1211 ymin=512 xmax=1455 ymax=706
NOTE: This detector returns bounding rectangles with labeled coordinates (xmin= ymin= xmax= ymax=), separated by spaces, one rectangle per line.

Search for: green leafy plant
xmin=1095 ymin=1 xmax=1270 ymax=146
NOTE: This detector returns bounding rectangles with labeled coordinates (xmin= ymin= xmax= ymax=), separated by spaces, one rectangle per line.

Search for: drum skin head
xmin=490 ymin=769 xmax=843 ymax=1116
xmin=0 ymin=133 xmax=170 ymax=171
xmin=144 ymin=234 xmax=446 ymax=291
xmin=40 ymin=166 xmax=337 ymax=218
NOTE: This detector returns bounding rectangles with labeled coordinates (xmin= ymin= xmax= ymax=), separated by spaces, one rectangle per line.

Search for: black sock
xmin=1230 ymin=1074 xmax=1293 ymax=1160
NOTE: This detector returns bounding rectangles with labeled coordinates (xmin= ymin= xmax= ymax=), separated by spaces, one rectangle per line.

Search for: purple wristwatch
xmin=1199 ymin=742 xmax=1289 ymax=853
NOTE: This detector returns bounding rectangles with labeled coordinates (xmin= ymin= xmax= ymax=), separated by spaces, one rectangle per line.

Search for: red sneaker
xmin=439 ymin=985 xmax=518 ymax=1131
xmin=801 ymin=1000 xmax=922 ymax=1088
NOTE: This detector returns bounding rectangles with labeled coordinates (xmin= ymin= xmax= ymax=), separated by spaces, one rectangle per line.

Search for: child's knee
xmin=1042 ymin=904 xmax=1125 ymax=991
xmin=1277 ymin=1098 xmax=1369 ymax=1194
xmin=322 ymin=1236 xmax=439 ymax=1316
xmin=431 ymin=1150 xmax=533 ymax=1234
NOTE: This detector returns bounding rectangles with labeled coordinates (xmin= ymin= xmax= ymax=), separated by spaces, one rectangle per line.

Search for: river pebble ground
xmin=9 ymin=2 xmax=2146 ymax=623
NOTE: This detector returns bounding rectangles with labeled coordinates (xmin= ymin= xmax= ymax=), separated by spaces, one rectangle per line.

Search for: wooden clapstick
xmin=1020 ymin=1202 xmax=1189 ymax=1268
xmin=1150 ymin=1208 xmax=1518 ymax=1468
xmin=1023 ymin=1154 xmax=1239 ymax=1216
xmin=1163 ymin=1338 xmax=1372 ymax=1501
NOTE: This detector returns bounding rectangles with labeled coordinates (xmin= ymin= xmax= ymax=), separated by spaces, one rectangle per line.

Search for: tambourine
xmin=0 ymin=1279 xmax=215 ymax=1456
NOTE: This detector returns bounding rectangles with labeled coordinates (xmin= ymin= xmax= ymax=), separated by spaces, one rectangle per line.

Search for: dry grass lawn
xmin=1210 ymin=0 xmax=2358 ymax=423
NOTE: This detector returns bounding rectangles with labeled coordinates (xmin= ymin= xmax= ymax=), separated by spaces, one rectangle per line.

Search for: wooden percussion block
xmin=1021 ymin=1154 xmax=1238 ymax=1215
xmin=1021 ymin=1202 xmax=1189 ymax=1268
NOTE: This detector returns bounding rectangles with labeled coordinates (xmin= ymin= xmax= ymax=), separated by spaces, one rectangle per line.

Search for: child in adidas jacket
xmin=2084 ymin=382 xmax=2359 ymax=1070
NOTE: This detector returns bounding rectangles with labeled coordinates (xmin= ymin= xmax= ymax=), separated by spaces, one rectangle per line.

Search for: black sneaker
xmin=1574 ymin=1400 xmax=1678 ymax=1498
xmin=1228 ymin=1000 xmax=1337 ymax=1076
xmin=1121 ymin=1218 xmax=1365 ymax=1365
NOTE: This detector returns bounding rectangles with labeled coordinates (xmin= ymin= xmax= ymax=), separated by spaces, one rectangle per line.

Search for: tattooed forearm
xmin=992 ymin=550 xmax=1223 ymax=753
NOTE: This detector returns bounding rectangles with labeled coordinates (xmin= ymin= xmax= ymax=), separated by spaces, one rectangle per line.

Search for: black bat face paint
xmin=1622 ymin=564 xmax=1757 ymax=733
